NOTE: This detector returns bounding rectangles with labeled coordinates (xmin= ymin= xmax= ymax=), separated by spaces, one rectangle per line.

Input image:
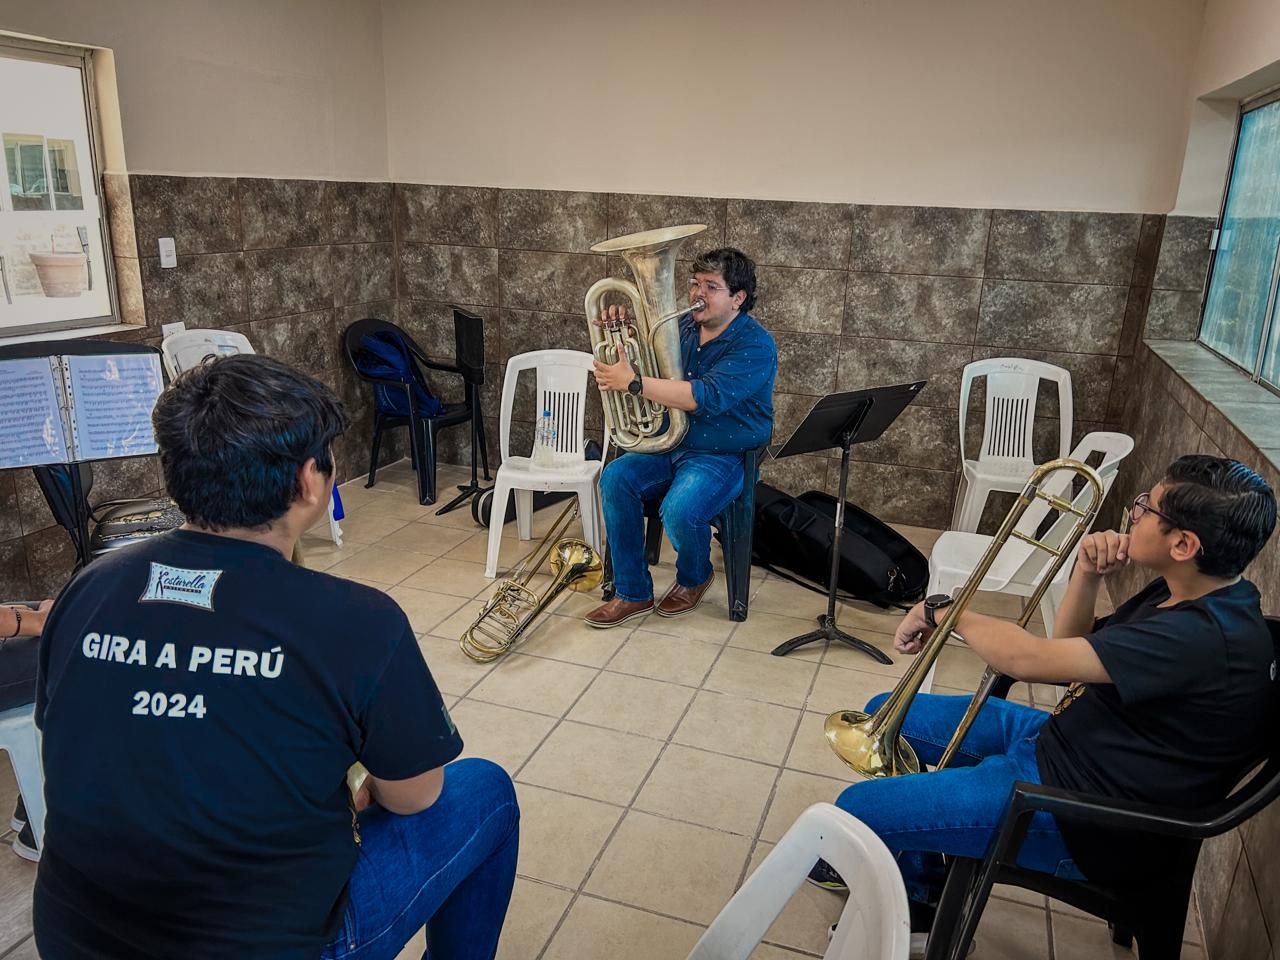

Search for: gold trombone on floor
xmin=825 ymin=458 xmax=1106 ymax=779
xmin=460 ymin=500 xmax=603 ymax=663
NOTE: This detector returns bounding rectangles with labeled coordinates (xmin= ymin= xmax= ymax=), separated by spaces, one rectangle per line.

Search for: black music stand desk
xmin=769 ymin=381 xmax=926 ymax=662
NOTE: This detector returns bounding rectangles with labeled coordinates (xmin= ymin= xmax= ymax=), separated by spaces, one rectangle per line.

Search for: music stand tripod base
xmin=771 ymin=613 xmax=892 ymax=662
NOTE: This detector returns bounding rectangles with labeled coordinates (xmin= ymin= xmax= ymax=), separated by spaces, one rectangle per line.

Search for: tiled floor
xmin=0 ymin=460 xmax=1205 ymax=960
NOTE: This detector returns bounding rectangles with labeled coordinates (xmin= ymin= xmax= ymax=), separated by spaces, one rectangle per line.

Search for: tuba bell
xmin=460 ymin=501 xmax=603 ymax=663
xmin=825 ymin=458 xmax=1106 ymax=779
xmin=584 ymin=224 xmax=708 ymax=453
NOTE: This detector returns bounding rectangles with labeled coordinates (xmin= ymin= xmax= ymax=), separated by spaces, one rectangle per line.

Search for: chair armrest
xmin=1002 ymin=780 xmax=1236 ymax=845
xmin=420 ymin=357 xmax=464 ymax=376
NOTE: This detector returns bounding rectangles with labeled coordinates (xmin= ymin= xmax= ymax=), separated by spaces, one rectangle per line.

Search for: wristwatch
xmin=923 ymin=593 xmax=954 ymax=628
xmin=627 ymin=374 xmax=644 ymax=396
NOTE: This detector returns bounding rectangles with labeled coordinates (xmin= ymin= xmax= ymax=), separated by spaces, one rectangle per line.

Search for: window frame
xmin=0 ymin=34 xmax=119 ymax=338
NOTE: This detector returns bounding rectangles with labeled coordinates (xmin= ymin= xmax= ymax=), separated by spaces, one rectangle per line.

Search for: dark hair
xmin=153 ymin=354 xmax=349 ymax=531
xmin=1157 ymin=455 xmax=1276 ymax=578
xmin=691 ymin=247 xmax=757 ymax=312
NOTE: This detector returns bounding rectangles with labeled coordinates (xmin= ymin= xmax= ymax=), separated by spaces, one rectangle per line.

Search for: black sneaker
xmin=806 ymin=858 xmax=847 ymax=892
xmin=12 ymin=820 xmax=38 ymax=863
xmin=10 ymin=797 xmax=25 ymax=833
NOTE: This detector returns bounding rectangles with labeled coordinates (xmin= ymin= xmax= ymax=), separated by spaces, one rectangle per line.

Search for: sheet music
xmin=0 ymin=358 xmax=70 ymax=468
xmin=64 ymin=354 xmax=163 ymax=460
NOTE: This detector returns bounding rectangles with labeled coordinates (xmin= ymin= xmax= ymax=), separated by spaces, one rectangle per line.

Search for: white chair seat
xmin=0 ymin=703 xmax=43 ymax=849
xmin=497 ymin=456 xmax=602 ymax=490
xmin=931 ymin=529 xmax=1035 ymax=593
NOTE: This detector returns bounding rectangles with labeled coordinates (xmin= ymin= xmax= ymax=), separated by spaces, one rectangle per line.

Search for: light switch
xmin=159 ymin=237 xmax=177 ymax=268
xmin=161 ymin=321 xmax=186 ymax=338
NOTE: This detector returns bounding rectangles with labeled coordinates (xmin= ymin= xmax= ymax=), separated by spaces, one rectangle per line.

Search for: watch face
xmin=628 ymin=377 xmax=642 ymax=395
xmin=925 ymin=594 xmax=952 ymax=607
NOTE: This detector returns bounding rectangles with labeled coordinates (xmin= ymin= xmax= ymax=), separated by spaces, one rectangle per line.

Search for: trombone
xmin=825 ymin=458 xmax=1106 ymax=779
xmin=460 ymin=501 xmax=603 ymax=662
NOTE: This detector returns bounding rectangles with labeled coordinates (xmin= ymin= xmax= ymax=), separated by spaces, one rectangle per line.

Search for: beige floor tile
xmin=297 ymin=536 xmax=367 ymax=572
xmin=519 ymin=613 xmax=629 ymax=668
xmin=330 ymin=511 xmax=414 ymax=544
xmin=402 ymin=557 xmax=493 ymax=598
xmin=836 ymin=602 xmax=904 ymax=637
xmin=542 ymin=895 xmax=704 ymax=960
xmin=470 ymin=654 xmax=599 ymax=717
xmin=495 ymin=878 xmax=574 ymax=960
xmin=418 ymin=634 xmax=496 ymax=697
xmin=805 ymin=663 xmax=893 ymax=716
xmin=992 ymin=882 xmax=1046 ymax=907
xmin=673 ymin=690 xmax=801 ymax=766
xmin=586 ymin=811 xmax=753 ymax=925
xmin=934 ymin=644 xmax=989 ymax=691
xmin=447 ymin=532 xmax=529 ymax=568
xmin=334 ymin=478 xmax=394 ymax=510
xmin=388 ymin=585 xmax=468 ymax=634
xmin=703 ymin=648 xmax=818 ymax=709
xmin=891 ymin=522 xmax=945 ymax=554
xmin=449 ymin=700 xmax=557 ymax=773
xmin=569 ymin=671 xmax=695 ymax=739
xmin=743 ymin=840 xmax=847 ymax=955
xmin=1051 ymin=912 xmax=1132 ymax=960
xmin=358 ymin=492 xmax=440 ymax=522
xmin=2 ymin=938 xmax=37 ymax=960
xmin=328 ymin=548 xmax=432 ymax=586
xmin=515 ymin=784 xmax=624 ymax=888
xmin=518 ymin=721 xmax=662 ymax=805
xmin=759 ymin=769 xmax=848 ymax=843
xmin=785 ymin=711 xmax=861 ymax=782
xmin=377 ymin=521 xmax=475 ymax=556
xmin=636 ymin=601 xmax=739 ymax=644
xmin=430 ymin=599 xmax=487 ymax=639
xmin=556 ymin=588 xmax=616 ymax=619
xmin=819 ymin=629 xmax=911 ymax=679
xmin=635 ymin=744 xmax=778 ymax=835
xmin=973 ymin=896 xmax=1051 ymax=959
xmin=749 ymin=945 xmax=814 ymax=960
xmin=394 ymin=927 xmax=424 ymax=960
xmin=608 ymin=629 xmax=722 ymax=686
xmin=728 ymin=611 xmax=828 ymax=662
xmin=752 ymin=577 xmax=828 ymax=618
xmin=0 ymin=841 xmax=35 ymax=955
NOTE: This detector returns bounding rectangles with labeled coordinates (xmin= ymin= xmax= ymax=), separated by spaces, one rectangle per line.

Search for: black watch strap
xmin=627 ymin=375 xmax=643 ymax=396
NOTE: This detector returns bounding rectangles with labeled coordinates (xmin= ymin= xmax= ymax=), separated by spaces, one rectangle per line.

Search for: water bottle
xmin=533 ymin=409 xmax=556 ymax=467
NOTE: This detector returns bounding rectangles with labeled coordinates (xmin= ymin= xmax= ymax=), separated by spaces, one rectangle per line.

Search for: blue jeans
xmin=321 ymin=758 xmax=520 ymax=960
xmin=601 ymin=450 xmax=744 ymax=602
xmin=834 ymin=693 xmax=1082 ymax=904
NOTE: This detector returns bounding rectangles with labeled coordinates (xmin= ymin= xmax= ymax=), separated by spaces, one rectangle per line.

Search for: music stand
xmin=769 ymin=381 xmax=927 ymax=662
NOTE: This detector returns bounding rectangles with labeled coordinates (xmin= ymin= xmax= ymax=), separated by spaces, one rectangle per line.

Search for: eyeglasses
xmin=1129 ymin=492 xmax=1175 ymax=526
xmin=688 ymin=278 xmax=728 ymax=296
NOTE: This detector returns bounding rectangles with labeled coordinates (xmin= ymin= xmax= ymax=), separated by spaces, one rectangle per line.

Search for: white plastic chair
xmin=160 ymin=329 xmax=344 ymax=546
xmin=687 ymin=803 xmax=910 ymax=960
xmin=0 ymin=703 xmax=44 ymax=849
xmin=922 ymin=431 xmax=1134 ymax=694
xmin=484 ymin=350 xmax=606 ymax=578
xmin=952 ymin=359 xmax=1074 ymax=533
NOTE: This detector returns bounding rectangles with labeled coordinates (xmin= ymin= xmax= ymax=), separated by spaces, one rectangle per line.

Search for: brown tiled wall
xmin=0 ymin=174 xmax=400 ymax=598
xmin=393 ymin=187 xmax=1167 ymax=532
xmin=1106 ymin=343 xmax=1279 ymax=960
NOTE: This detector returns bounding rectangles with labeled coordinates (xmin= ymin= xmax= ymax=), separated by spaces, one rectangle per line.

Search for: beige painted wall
xmin=1169 ymin=0 xmax=1280 ymax=216
xmin=0 ymin=0 xmax=388 ymax=179
xmin=382 ymin=0 xmax=1205 ymax=212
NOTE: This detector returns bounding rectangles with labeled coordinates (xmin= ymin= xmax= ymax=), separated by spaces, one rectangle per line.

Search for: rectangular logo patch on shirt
xmin=139 ymin=563 xmax=223 ymax=610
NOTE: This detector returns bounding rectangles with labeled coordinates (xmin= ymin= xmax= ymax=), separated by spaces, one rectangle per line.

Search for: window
xmin=0 ymin=39 xmax=115 ymax=337
xmin=1199 ymin=91 xmax=1280 ymax=387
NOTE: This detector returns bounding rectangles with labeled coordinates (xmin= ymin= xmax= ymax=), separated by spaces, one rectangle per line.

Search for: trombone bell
xmin=824 ymin=710 xmax=921 ymax=780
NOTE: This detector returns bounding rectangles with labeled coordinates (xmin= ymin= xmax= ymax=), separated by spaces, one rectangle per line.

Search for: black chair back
xmin=453 ymin=308 xmax=485 ymax=387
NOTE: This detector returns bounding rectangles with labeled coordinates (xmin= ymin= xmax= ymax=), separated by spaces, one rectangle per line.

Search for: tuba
xmin=460 ymin=501 xmax=603 ymax=662
xmin=825 ymin=459 xmax=1106 ymax=779
xmin=585 ymin=224 xmax=708 ymax=453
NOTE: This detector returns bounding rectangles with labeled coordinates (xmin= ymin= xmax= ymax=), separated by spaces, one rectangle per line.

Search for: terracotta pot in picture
xmin=29 ymin=252 xmax=87 ymax=298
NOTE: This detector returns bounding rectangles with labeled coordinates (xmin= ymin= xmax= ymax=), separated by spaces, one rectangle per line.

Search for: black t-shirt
xmin=1036 ymin=578 xmax=1276 ymax=876
xmin=33 ymin=529 xmax=463 ymax=960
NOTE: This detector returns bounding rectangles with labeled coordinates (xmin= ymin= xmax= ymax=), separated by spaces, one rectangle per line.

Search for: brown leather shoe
xmin=584 ymin=596 xmax=654 ymax=629
xmin=656 ymin=573 xmax=715 ymax=618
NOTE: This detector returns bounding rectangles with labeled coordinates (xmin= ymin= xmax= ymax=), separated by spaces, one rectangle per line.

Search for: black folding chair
xmin=342 ymin=317 xmax=485 ymax=506
xmin=925 ymin=618 xmax=1280 ymax=960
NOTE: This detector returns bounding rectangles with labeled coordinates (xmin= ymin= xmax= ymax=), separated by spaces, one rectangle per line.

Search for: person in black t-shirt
xmin=33 ymin=355 xmax=519 ymax=960
xmin=816 ymin=455 xmax=1276 ymax=957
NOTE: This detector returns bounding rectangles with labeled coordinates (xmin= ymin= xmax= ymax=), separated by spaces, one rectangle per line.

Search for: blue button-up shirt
xmin=678 ymin=311 xmax=777 ymax=454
